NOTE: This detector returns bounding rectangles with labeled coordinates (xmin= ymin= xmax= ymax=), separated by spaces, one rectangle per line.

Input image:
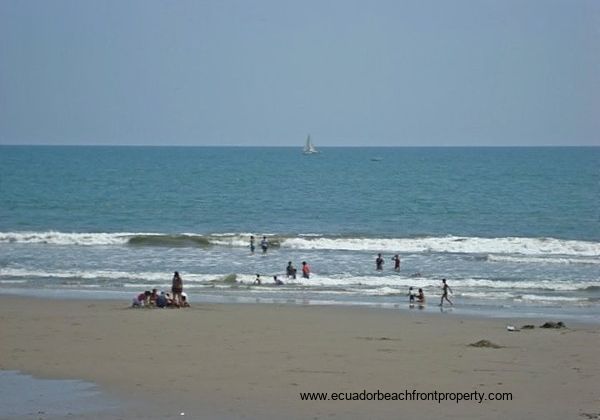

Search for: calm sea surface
xmin=1 ymin=146 xmax=598 ymax=320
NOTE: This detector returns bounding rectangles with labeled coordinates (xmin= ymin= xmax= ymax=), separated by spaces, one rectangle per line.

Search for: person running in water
xmin=440 ymin=278 xmax=453 ymax=306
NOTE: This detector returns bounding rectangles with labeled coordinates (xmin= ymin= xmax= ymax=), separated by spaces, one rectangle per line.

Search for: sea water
xmin=0 ymin=370 xmax=119 ymax=418
xmin=0 ymin=146 xmax=598 ymax=321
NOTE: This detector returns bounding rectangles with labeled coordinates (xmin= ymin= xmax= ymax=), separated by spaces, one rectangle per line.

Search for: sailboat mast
xmin=303 ymin=134 xmax=318 ymax=154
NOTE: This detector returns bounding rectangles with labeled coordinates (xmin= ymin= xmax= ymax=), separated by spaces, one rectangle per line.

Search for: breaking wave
xmin=2 ymin=268 xmax=598 ymax=293
xmin=1 ymin=231 xmax=598 ymax=258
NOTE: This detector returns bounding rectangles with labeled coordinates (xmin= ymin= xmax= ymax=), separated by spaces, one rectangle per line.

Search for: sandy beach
xmin=1 ymin=296 xmax=598 ymax=419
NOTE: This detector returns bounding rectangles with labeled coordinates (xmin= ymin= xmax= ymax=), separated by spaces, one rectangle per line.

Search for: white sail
xmin=303 ymin=135 xmax=319 ymax=154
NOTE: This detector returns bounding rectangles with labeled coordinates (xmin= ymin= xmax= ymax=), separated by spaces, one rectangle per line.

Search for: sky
xmin=0 ymin=0 xmax=598 ymax=146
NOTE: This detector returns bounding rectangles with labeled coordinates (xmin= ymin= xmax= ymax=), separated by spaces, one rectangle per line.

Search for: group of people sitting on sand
xmin=407 ymin=287 xmax=426 ymax=305
xmin=132 ymin=271 xmax=190 ymax=309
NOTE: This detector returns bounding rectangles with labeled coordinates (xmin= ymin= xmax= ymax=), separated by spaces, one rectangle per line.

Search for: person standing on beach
xmin=391 ymin=254 xmax=401 ymax=271
xmin=440 ymin=278 xmax=453 ymax=306
xmin=250 ymin=236 xmax=255 ymax=253
xmin=375 ymin=253 xmax=384 ymax=271
xmin=260 ymin=236 xmax=269 ymax=254
xmin=301 ymin=261 xmax=311 ymax=279
xmin=171 ymin=271 xmax=183 ymax=306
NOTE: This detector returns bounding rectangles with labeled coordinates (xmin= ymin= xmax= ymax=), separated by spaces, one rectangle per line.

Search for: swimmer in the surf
xmin=391 ymin=254 xmax=401 ymax=271
xmin=375 ymin=253 xmax=384 ymax=271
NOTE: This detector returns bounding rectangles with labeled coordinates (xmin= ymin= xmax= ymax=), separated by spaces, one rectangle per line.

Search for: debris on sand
xmin=468 ymin=340 xmax=503 ymax=349
xmin=540 ymin=321 xmax=566 ymax=329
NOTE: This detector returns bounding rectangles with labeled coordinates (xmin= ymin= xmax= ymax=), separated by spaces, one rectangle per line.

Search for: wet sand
xmin=0 ymin=295 xmax=598 ymax=419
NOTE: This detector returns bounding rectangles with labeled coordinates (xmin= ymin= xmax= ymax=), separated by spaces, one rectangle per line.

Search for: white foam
xmin=453 ymin=278 xmax=600 ymax=291
xmin=209 ymin=237 xmax=249 ymax=247
xmin=0 ymin=267 xmax=150 ymax=280
xmin=458 ymin=291 xmax=516 ymax=300
xmin=487 ymin=254 xmax=600 ymax=265
xmin=282 ymin=236 xmax=600 ymax=257
xmin=225 ymin=274 xmax=600 ymax=292
xmin=0 ymin=231 xmax=136 ymax=246
xmin=0 ymin=268 xmax=218 ymax=284
xmin=205 ymin=233 xmax=600 ymax=260
xmin=345 ymin=286 xmax=405 ymax=296
xmin=2 ymin=231 xmax=598 ymax=258
xmin=2 ymin=267 xmax=599 ymax=294
xmin=516 ymin=295 xmax=586 ymax=303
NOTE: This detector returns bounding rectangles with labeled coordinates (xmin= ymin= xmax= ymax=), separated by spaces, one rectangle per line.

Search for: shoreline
xmin=2 ymin=295 xmax=599 ymax=419
xmin=1 ymin=287 xmax=599 ymax=326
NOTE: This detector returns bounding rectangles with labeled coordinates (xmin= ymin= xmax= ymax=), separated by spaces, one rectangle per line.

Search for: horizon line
xmin=0 ymin=144 xmax=598 ymax=148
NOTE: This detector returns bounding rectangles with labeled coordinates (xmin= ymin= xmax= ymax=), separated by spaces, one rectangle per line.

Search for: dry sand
xmin=1 ymin=295 xmax=599 ymax=419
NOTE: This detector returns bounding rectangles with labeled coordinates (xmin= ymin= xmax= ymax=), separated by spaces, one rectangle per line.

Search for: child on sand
xmin=156 ymin=292 xmax=168 ymax=308
xmin=149 ymin=288 xmax=159 ymax=306
xmin=132 ymin=290 xmax=151 ymax=307
xmin=416 ymin=288 xmax=425 ymax=304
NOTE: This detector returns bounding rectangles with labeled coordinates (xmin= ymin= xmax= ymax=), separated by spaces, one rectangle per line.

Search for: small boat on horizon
xmin=303 ymin=135 xmax=319 ymax=155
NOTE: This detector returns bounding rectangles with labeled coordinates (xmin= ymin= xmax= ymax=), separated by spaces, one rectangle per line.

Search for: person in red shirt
xmin=301 ymin=261 xmax=311 ymax=279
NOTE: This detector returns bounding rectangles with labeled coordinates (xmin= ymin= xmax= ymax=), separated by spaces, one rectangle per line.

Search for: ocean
xmin=1 ymin=146 xmax=598 ymax=321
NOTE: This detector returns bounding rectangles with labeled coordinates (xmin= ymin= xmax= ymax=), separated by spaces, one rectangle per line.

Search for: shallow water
xmin=0 ymin=370 xmax=120 ymax=418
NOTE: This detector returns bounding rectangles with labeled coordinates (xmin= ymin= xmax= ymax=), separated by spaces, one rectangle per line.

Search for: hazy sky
xmin=1 ymin=0 xmax=598 ymax=146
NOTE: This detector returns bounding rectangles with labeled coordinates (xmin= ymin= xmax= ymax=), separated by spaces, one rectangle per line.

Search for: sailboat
xmin=303 ymin=135 xmax=319 ymax=155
